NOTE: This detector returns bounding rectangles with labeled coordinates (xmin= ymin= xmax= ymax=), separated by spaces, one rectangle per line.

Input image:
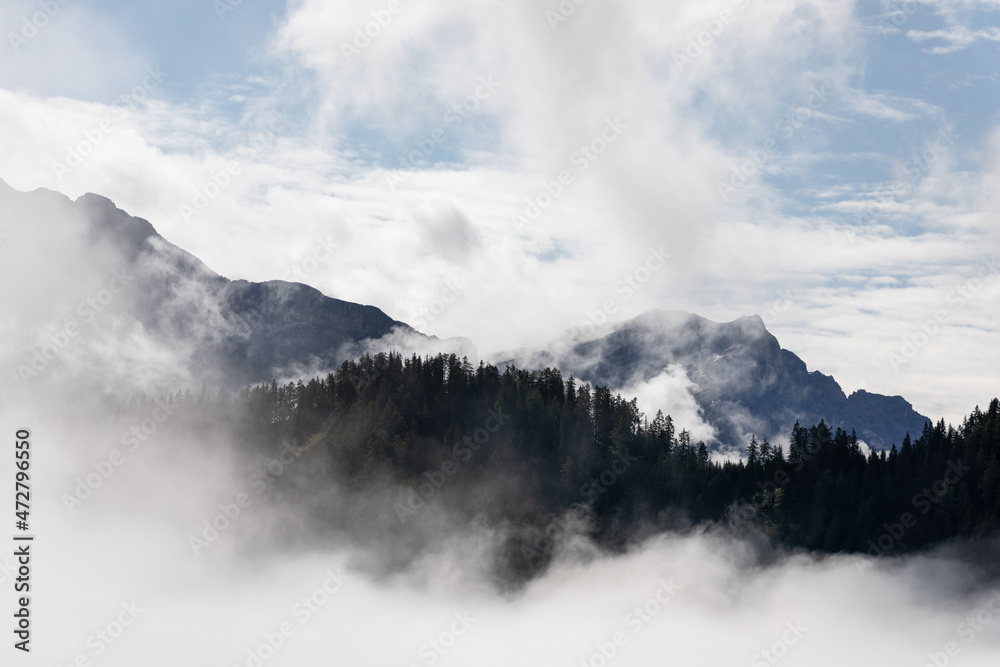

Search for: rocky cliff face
xmin=2 ymin=183 xmax=414 ymax=389
xmin=495 ymin=309 xmax=929 ymax=450
xmin=214 ymin=279 xmax=411 ymax=386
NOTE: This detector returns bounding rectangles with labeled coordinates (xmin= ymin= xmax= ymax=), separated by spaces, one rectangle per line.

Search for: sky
xmin=0 ymin=0 xmax=998 ymax=424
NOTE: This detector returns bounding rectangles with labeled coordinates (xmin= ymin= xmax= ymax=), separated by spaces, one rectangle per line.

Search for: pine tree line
xmin=118 ymin=352 xmax=1000 ymax=555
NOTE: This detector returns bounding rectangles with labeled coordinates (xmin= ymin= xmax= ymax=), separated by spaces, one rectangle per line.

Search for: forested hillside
xmin=121 ymin=352 xmax=1000 ymax=571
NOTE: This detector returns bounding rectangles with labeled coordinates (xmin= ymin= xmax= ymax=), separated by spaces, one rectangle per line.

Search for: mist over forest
xmin=3 ymin=0 xmax=1000 ymax=664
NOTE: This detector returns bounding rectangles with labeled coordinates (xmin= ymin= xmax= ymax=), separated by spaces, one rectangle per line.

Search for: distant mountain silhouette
xmin=2 ymin=179 xmax=927 ymax=448
xmin=494 ymin=310 xmax=929 ymax=450
xmin=2 ymin=181 xmax=427 ymax=387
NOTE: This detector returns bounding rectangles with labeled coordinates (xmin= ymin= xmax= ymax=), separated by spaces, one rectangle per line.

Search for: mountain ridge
xmin=2 ymin=178 xmax=927 ymax=447
xmin=2 ymin=181 xmax=423 ymax=388
xmin=494 ymin=308 xmax=929 ymax=450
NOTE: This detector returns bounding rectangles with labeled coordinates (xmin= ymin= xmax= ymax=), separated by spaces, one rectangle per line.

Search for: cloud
xmin=414 ymin=200 xmax=482 ymax=262
xmin=841 ymin=90 xmax=926 ymax=122
xmin=618 ymin=365 xmax=716 ymax=443
xmin=0 ymin=0 xmax=998 ymax=425
xmin=907 ymin=24 xmax=1000 ymax=53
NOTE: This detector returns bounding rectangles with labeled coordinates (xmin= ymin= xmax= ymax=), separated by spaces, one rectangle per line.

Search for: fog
xmin=3 ymin=184 xmax=1000 ymax=667
xmin=0 ymin=392 xmax=996 ymax=667
xmin=619 ymin=366 xmax=716 ymax=444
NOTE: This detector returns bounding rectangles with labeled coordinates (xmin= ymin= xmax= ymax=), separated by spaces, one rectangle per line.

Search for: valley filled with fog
xmin=6 ymin=403 xmax=998 ymax=667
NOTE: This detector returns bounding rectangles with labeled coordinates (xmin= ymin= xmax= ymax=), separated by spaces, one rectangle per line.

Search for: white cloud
xmin=907 ymin=24 xmax=1000 ymax=53
xmin=840 ymin=89 xmax=932 ymax=122
xmin=619 ymin=365 xmax=716 ymax=443
xmin=0 ymin=0 xmax=998 ymax=426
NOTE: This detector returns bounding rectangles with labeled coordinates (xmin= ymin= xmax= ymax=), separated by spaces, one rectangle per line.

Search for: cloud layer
xmin=14 ymin=405 xmax=1000 ymax=667
xmin=0 ymin=0 xmax=998 ymax=425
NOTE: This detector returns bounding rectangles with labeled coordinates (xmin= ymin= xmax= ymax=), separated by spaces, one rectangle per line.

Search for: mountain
xmin=494 ymin=309 xmax=929 ymax=450
xmin=1 ymin=179 xmax=927 ymax=449
xmin=1 ymin=180 xmax=458 ymax=390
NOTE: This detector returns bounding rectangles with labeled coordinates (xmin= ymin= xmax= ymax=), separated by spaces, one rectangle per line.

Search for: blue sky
xmin=4 ymin=0 xmax=996 ymax=183
xmin=2 ymin=0 xmax=285 ymax=99
xmin=0 ymin=0 xmax=998 ymax=424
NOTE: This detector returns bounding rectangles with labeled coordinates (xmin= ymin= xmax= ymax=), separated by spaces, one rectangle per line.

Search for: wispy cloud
xmin=907 ymin=24 xmax=1000 ymax=53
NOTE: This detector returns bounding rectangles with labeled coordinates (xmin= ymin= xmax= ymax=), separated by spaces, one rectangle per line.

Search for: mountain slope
xmin=2 ymin=181 xmax=420 ymax=389
xmin=2 ymin=179 xmax=927 ymax=448
xmin=494 ymin=309 xmax=929 ymax=450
